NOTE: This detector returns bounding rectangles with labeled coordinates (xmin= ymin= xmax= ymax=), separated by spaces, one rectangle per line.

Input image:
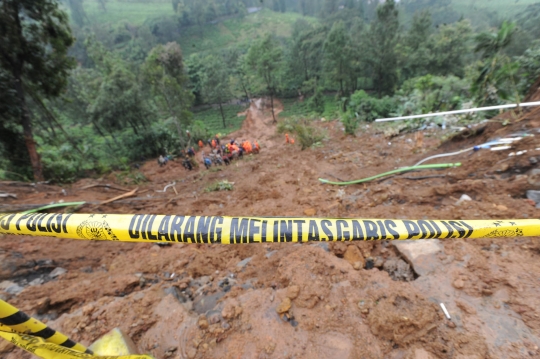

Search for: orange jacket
xmin=198 ymin=140 xmax=203 ymax=148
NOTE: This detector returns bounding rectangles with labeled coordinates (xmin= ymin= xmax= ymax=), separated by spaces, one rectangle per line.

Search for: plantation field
xmin=178 ymin=9 xmax=313 ymax=56
xmin=193 ymin=104 xmax=248 ymax=135
xmin=452 ymin=0 xmax=538 ymax=17
xmin=84 ymin=0 xmax=173 ymax=25
xmin=279 ymin=95 xmax=339 ymax=120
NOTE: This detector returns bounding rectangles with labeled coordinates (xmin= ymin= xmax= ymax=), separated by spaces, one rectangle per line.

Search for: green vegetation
xmin=205 ymin=180 xmax=234 ymax=192
xmin=280 ymin=95 xmax=337 ymax=119
xmin=2 ymin=0 xmax=540 ymax=182
xmin=193 ymin=105 xmax=247 ymax=136
xmin=277 ymin=117 xmax=326 ymax=150
xmin=84 ymin=0 xmax=173 ymax=25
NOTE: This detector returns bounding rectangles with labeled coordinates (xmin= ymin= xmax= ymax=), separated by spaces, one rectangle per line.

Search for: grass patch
xmin=279 ymin=94 xmax=338 ymax=120
xmin=179 ymin=9 xmax=314 ymax=56
xmin=193 ymin=104 xmax=247 ymax=136
xmin=205 ymin=180 xmax=234 ymax=192
xmin=84 ymin=0 xmax=173 ymax=25
xmin=451 ymin=0 xmax=538 ymax=18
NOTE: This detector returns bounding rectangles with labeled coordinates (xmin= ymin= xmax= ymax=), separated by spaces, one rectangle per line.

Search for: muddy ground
xmin=2 ymin=96 xmax=540 ymax=359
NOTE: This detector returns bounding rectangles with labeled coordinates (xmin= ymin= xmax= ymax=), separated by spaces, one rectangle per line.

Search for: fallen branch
xmin=0 ymin=193 xmax=17 ymax=199
xmin=80 ymin=184 xmax=131 ymax=192
xmin=100 ymin=188 xmax=138 ymax=205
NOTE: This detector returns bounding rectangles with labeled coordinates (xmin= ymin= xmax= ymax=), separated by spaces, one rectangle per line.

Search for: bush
xmin=348 ymin=90 xmax=398 ymax=122
xmin=293 ymin=120 xmax=325 ymax=150
xmin=278 ymin=116 xmax=325 ymax=150
xmin=307 ymin=88 xmax=325 ymax=114
xmin=341 ymin=112 xmax=359 ymax=135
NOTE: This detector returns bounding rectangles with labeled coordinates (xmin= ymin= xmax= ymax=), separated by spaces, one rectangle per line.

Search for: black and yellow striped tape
xmin=0 ymin=213 xmax=539 ymax=243
xmin=0 ymin=299 xmax=154 ymax=358
xmin=0 ymin=299 xmax=90 ymax=354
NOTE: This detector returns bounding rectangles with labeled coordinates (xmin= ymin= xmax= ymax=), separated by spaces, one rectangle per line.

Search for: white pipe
xmin=375 ymin=101 xmax=540 ymax=122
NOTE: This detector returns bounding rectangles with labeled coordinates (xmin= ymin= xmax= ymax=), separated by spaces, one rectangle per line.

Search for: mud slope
xmin=2 ymin=97 xmax=540 ymax=359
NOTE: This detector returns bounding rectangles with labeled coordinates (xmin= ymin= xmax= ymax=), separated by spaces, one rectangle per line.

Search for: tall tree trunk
xmin=270 ymin=92 xmax=277 ymax=124
xmin=27 ymin=89 xmax=84 ymax=155
xmin=14 ymin=76 xmax=44 ymax=181
xmin=219 ymin=102 xmax=226 ymax=128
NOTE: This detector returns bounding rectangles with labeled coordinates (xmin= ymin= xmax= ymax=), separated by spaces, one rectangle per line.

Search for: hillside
xmin=3 ymin=95 xmax=540 ymax=358
xmin=83 ymin=1 xmax=313 ymax=56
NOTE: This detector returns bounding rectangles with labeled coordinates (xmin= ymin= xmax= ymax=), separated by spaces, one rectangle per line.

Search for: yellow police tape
xmin=0 ymin=327 xmax=152 ymax=359
xmin=0 ymin=213 xmax=539 ymax=243
xmin=0 ymin=299 xmax=153 ymax=359
xmin=0 ymin=298 xmax=90 ymax=354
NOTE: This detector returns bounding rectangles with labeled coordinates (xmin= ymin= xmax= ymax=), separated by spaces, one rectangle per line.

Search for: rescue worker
xmin=198 ymin=140 xmax=204 ymax=149
xmin=211 ymin=139 xmax=216 ymax=149
xmin=182 ymin=156 xmax=193 ymax=171
xmin=187 ymin=147 xmax=195 ymax=157
xmin=203 ymin=155 xmax=212 ymax=169
xmin=285 ymin=134 xmax=290 ymax=144
xmin=158 ymin=155 xmax=166 ymax=167
xmin=215 ymin=135 xmax=220 ymax=146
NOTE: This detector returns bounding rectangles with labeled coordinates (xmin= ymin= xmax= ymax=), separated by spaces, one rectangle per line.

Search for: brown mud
xmin=2 ymin=97 xmax=540 ymax=359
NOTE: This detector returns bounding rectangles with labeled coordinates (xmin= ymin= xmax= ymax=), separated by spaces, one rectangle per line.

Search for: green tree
xmin=143 ymin=42 xmax=194 ymax=144
xmin=427 ymin=20 xmax=472 ymax=77
xmin=323 ymin=20 xmax=354 ymax=95
xmin=472 ymin=21 xmax=519 ymax=105
xmin=367 ymin=0 xmax=400 ymax=97
xmin=247 ymin=34 xmax=283 ymax=123
xmin=200 ymin=55 xmax=232 ymax=128
xmin=287 ymin=20 xmax=326 ymax=90
xmin=399 ymin=10 xmax=432 ymax=80
xmin=0 ymin=0 xmax=75 ymax=181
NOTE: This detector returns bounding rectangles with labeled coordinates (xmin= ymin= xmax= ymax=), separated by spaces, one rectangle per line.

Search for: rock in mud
xmin=526 ymin=190 xmax=540 ymax=207
xmin=343 ymin=245 xmax=365 ymax=270
xmin=49 ymin=267 xmax=67 ymax=278
xmin=276 ymin=297 xmax=292 ymax=314
xmin=382 ymin=258 xmax=415 ymax=282
xmin=287 ymin=285 xmax=300 ymax=300
xmin=455 ymin=194 xmax=472 ymax=205
xmin=221 ymin=302 xmax=241 ymax=319
xmin=206 ymin=310 xmax=222 ymax=324
xmin=193 ymin=292 xmax=225 ymax=314
xmin=29 ymin=277 xmax=44 ymax=286
xmin=0 ymin=281 xmax=23 ymax=295
xmin=304 ymin=208 xmax=317 ymax=216
xmin=236 ymin=257 xmax=252 ymax=268
xmin=198 ymin=316 xmax=209 ymax=329
xmin=528 ymin=168 xmax=540 ymax=187
xmin=392 ymin=239 xmax=442 ymax=276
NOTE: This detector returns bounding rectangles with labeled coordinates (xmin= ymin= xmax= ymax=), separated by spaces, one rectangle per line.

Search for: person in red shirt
xmin=285 ymin=133 xmax=289 ymax=143
xmin=198 ymin=140 xmax=204 ymax=149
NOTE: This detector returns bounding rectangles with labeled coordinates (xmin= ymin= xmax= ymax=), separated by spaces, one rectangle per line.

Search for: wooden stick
xmin=101 ymin=188 xmax=138 ymax=205
xmin=80 ymin=184 xmax=131 ymax=192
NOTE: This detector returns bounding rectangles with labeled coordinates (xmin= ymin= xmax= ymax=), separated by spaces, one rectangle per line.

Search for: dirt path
xmin=2 ymin=98 xmax=540 ymax=359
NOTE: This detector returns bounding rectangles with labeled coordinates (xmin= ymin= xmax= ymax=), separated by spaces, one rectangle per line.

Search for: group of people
xmin=156 ymin=135 xmax=261 ymax=171
xmin=199 ymin=135 xmax=260 ymax=169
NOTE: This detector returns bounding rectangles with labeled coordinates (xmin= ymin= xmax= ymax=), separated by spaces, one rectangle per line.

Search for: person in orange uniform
xmin=245 ymin=141 xmax=252 ymax=154
xmin=285 ymin=133 xmax=290 ymax=143
xmin=211 ymin=139 xmax=216 ymax=149
xmin=253 ymin=141 xmax=260 ymax=153
xmin=198 ymin=140 xmax=204 ymax=149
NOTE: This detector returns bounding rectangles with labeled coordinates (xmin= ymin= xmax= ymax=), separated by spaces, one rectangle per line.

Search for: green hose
xmin=318 ymin=163 xmax=461 ymax=186
xmin=22 ymin=201 xmax=86 ymax=214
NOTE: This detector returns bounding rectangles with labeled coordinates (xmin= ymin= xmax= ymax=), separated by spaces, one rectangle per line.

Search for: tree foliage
xmin=0 ymin=0 xmax=75 ymax=181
